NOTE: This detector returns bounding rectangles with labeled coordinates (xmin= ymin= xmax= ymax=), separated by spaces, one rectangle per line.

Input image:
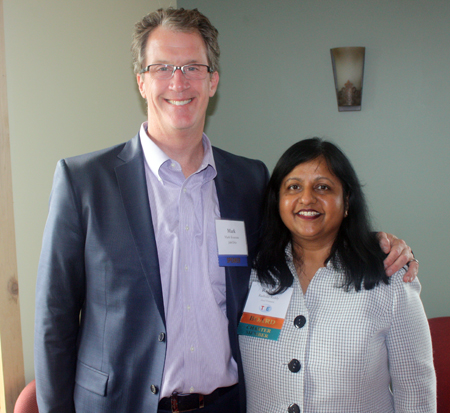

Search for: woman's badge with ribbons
xmin=238 ymin=281 xmax=293 ymax=341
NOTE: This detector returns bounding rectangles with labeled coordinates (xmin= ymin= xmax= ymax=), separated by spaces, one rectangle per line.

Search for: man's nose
xmin=169 ymin=68 xmax=190 ymax=91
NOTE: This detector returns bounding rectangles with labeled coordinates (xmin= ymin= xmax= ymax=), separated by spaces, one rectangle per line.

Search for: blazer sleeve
xmin=386 ymin=274 xmax=437 ymax=412
xmin=35 ymin=160 xmax=86 ymax=413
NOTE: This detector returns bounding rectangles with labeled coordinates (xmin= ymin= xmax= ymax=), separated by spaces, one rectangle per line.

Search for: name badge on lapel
xmin=215 ymin=219 xmax=248 ymax=266
xmin=238 ymin=281 xmax=293 ymax=341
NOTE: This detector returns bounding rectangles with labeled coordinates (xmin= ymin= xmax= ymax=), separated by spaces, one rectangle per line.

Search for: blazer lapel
xmin=213 ymin=148 xmax=242 ymax=220
xmin=213 ymin=148 xmax=251 ymax=326
xmin=115 ymin=135 xmax=165 ymax=325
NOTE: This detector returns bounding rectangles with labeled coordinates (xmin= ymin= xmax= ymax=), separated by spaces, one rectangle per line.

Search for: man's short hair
xmin=131 ymin=8 xmax=220 ymax=75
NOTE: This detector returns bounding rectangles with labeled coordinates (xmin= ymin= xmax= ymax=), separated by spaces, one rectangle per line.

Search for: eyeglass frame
xmin=139 ymin=63 xmax=213 ymax=79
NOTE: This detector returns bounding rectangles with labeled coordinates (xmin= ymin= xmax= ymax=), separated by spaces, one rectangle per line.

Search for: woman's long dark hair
xmin=254 ymin=138 xmax=389 ymax=293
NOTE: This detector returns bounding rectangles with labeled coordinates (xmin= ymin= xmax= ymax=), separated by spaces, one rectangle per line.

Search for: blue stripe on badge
xmin=237 ymin=323 xmax=281 ymax=341
xmin=218 ymin=255 xmax=248 ymax=267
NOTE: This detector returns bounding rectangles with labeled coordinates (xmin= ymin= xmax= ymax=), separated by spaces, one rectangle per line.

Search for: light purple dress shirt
xmin=139 ymin=123 xmax=238 ymax=398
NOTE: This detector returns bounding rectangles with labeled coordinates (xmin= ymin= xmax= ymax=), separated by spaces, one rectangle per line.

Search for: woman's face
xmin=279 ymin=156 xmax=346 ymax=249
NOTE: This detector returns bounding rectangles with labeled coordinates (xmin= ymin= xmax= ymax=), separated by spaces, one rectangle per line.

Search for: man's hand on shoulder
xmin=378 ymin=232 xmax=418 ymax=282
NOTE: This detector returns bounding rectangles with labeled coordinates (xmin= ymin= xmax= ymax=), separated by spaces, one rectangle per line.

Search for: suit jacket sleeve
xmin=35 ymin=159 xmax=85 ymax=413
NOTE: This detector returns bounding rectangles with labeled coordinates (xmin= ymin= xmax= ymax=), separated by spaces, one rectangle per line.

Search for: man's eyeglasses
xmin=139 ymin=64 xmax=212 ymax=80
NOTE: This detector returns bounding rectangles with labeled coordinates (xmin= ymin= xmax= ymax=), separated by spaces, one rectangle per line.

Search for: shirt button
xmin=189 ymin=386 xmax=195 ymax=393
xmin=185 ymin=265 xmax=188 ymax=271
xmin=183 ymin=188 xmax=187 ymax=193
xmin=185 ymin=225 xmax=189 ymax=231
xmin=187 ymin=305 xmax=191 ymax=310
xmin=294 ymin=315 xmax=307 ymax=329
xmin=288 ymin=403 xmax=300 ymax=413
xmin=150 ymin=384 xmax=158 ymax=394
xmin=190 ymin=346 xmax=195 ymax=352
xmin=158 ymin=332 xmax=165 ymax=342
xmin=288 ymin=359 xmax=301 ymax=373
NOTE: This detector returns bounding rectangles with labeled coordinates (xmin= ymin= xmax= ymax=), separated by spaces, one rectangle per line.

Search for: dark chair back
xmin=429 ymin=316 xmax=450 ymax=412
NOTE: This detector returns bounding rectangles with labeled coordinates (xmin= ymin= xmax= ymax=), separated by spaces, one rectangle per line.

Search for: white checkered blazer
xmin=239 ymin=249 xmax=436 ymax=413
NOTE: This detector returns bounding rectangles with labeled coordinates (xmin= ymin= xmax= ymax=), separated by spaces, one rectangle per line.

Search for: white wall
xmin=4 ymin=0 xmax=176 ymax=383
xmin=178 ymin=0 xmax=450 ymax=317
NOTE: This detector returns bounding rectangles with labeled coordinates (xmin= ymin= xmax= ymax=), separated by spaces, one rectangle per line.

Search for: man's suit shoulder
xmin=61 ymin=141 xmax=129 ymax=172
xmin=52 ymin=137 xmax=142 ymax=198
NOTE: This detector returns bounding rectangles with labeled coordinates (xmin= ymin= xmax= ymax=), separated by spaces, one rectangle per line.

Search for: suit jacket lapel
xmin=115 ymin=135 xmax=165 ymax=325
xmin=214 ymin=148 xmax=241 ymax=220
xmin=213 ymin=147 xmax=250 ymax=323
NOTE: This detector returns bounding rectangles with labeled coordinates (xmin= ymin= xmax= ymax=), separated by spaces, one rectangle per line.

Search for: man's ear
xmin=137 ymin=73 xmax=146 ymax=99
xmin=209 ymin=71 xmax=219 ymax=97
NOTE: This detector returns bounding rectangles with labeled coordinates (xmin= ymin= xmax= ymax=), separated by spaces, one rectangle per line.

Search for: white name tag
xmin=238 ymin=281 xmax=293 ymax=340
xmin=215 ymin=219 xmax=248 ymax=266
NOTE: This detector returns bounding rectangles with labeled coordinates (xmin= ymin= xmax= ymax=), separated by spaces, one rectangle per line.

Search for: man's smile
xmin=166 ymin=98 xmax=193 ymax=106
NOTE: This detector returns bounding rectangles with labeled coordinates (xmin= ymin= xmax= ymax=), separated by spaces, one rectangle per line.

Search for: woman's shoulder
xmin=366 ymin=267 xmax=423 ymax=328
xmin=388 ymin=267 xmax=421 ymax=294
xmin=388 ymin=267 xmax=423 ymax=314
xmin=367 ymin=266 xmax=421 ymax=301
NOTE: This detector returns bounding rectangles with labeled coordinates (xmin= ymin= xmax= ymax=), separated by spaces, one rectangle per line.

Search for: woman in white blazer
xmin=239 ymin=138 xmax=436 ymax=413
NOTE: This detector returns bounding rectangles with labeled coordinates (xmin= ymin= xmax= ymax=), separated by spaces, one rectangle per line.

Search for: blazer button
xmin=288 ymin=359 xmax=301 ymax=373
xmin=294 ymin=315 xmax=306 ymax=329
xmin=158 ymin=332 xmax=166 ymax=342
xmin=288 ymin=403 xmax=300 ymax=413
xmin=150 ymin=384 xmax=158 ymax=394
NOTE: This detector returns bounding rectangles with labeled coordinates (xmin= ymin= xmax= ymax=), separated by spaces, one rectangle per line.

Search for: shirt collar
xmin=139 ymin=122 xmax=217 ymax=182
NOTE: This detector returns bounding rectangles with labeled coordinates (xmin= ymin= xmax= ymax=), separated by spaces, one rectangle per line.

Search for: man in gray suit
xmin=34 ymin=8 xmax=416 ymax=413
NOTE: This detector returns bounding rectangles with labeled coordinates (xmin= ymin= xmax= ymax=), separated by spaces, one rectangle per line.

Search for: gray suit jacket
xmin=35 ymin=134 xmax=269 ymax=413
